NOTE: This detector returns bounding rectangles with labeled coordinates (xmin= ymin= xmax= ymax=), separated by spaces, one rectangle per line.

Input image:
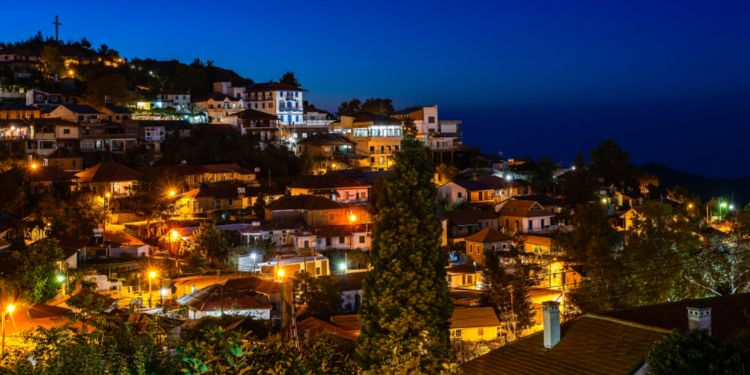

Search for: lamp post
xmin=148 ymin=270 xmax=157 ymax=308
xmin=1 ymin=303 xmax=15 ymax=359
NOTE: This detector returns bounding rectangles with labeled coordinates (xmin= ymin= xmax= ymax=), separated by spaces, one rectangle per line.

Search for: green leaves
xmin=357 ymin=136 xmax=452 ymax=371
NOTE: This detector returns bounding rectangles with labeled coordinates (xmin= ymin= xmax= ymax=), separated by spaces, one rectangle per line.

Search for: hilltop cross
xmin=52 ymin=15 xmax=61 ymax=41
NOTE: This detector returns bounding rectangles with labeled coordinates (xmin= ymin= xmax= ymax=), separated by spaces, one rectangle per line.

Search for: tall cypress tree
xmin=357 ymin=136 xmax=451 ymax=372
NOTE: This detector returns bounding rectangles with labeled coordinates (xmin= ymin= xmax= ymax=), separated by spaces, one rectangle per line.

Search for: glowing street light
xmin=2 ymin=303 xmax=16 ymax=357
xmin=338 ymin=262 xmax=348 ymax=273
xmin=601 ymin=197 xmax=608 ymax=205
xmin=277 ymin=268 xmax=285 ymax=280
xmin=105 ymin=192 xmax=111 ymax=199
xmin=349 ymin=213 xmax=357 ymax=223
xmin=729 ymin=204 xmax=735 ymax=211
xmin=170 ymin=229 xmax=180 ymax=241
xmin=168 ymin=189 xmax=176 ymax=198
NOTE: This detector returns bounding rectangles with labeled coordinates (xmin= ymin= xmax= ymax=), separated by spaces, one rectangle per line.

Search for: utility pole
xmin=52 ymin=16 xmax=62 ymax=41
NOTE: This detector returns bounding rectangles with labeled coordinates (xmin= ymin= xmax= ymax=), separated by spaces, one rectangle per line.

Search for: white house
xmin=247 ymin=82 xmax=305 ymax=126
xmin=392 ymin=105 xmax=461 ymax=152
xmin=47 ymin=103 xmax=102 ymax=124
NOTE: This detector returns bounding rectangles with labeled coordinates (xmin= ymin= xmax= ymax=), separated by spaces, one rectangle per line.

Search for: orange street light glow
xmin=6 ymin=304 xmax=15 ymax=314
xmin=277 ymin=269 xmax=285 ymax=279
xmin=349 ymin=213 xmax=357 ymax=223
xmin=168 ymin=189 xmax=176 ymax=198
xmin=170 ymin=230 xmax=180 ymax=241
xmin=148 ymin=270 xmax=157 ymax=279
xmin=105 ymin=192 xmax=111 ymax=199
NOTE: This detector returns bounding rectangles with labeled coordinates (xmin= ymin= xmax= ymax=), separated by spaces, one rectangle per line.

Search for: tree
xmin=647 ymin=330 xmax=746 ymax=375
xmin=40 ymin=45 xmax=64 ymax=77
xmin=190 ymin=222 xmax=233 ymax=268
xmin=86 ymin=73 xmax=133 ymax=106
xmin=295 ymin=271 xmax=341 ymax=319
xmin=589 ymin=139 xmax=638 ymax=190
xmin=361 ymin=98 xmax=394 ymax=116
xmin=435 ymin=163 xmax=458 ymax=186
xmin=337 ymin=99 xmax=361 ymax=117
xmin=279 ymin=71 xmax=300 ymax=87
xmin=480 ymin=253 xmax=535 ymax=339
xmin=12 ymin=239 xmax=64 ymax=302
xmin=560 ymin=203 xmax=624 ymax=312
xmin=357 ymin=135 xmax=451 ymax=372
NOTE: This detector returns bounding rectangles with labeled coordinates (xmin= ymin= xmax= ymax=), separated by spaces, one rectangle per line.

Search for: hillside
xmin=640 ymin=163 xmax=750 ymax=205
xmin=0 ymin=35 xmax=254 ymax=100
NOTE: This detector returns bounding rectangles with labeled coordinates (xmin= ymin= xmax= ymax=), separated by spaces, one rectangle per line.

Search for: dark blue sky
xmin=3 ymin=1 xmax=749 ymax=177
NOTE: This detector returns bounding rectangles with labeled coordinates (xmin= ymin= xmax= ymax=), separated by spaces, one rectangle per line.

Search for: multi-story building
xmin=0 ymin=103 xmax=41 ymax=120
xmin=393 ymin=105 xmax=461 ymax=154
xmin=156 ymin=91 xmax=191 ymax=112
xmin=25 ymin=89 xmax=67 ymax=111
xmin=333 ymin=113 xmax=403 ymax=171
xmin=247 ymin=82 xmax=305 ymax=126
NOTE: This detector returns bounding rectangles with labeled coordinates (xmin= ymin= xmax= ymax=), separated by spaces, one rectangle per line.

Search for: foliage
xmin=279 ymin=71 xmax=301 ymax=87
xmin=337 ymin=98 xmax=362 ymax=116
xmin=85 ymin=73 xmax=133 ymax=106
xmin=646 ymin=330 xmax=746 ymax=375
xmin=40 ymin=45 xmax=64 ymax=77
xmin=8 ymin=316 xmax=169 ymax=374
xmin=337 ymin=97 xmax=394 ymax=116
xmin=435 ymin=163 xmax=459 ymax=185
xmin=589 ymin=139 xmax=638 ymax=191
xmin=357 ymin=136 xmax=452 ymax=372
xmin=189 ymin=222 xmax=235 ymax=268
xmin=480 ymin=252 xmax=535 ymax=337
xmin=177 ymin=327 xmax=356 ymax=374
xmin=31 ymin=193 xmax=107 ymax=240
xmin=11 ymin=239 xmax=64 ymax=302
xmin=295 ymin=271 xmax=342 ymax=320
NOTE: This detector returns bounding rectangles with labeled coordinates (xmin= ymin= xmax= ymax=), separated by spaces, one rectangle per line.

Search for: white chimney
xmin=542 ymin=301 xmax=560 ymax=349
xmin=687 ymin=306 xmax=711 ymax=335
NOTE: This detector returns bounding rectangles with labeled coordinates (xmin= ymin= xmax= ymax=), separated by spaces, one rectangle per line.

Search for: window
xmin=369 ymin=146 xmax=375 ymax=152
xmin=359 ymin=235 xmax=365 ymax=244
xmin=457 ymin=192 xmax=463 ymax=198
xmin=63 ymin=128 xmax=70 ymax=134
xmin=315 ymin=266 xmax=321 ymax=275
xmin=454 ymin=329 xmax=462 ymax=338
xmin=478 ymin=327 xmax=484 ymax=336
xmin=339 ymin=236 xmax=345 ymax=244
xmin=428 ymin=116 xmax=435 ymax=123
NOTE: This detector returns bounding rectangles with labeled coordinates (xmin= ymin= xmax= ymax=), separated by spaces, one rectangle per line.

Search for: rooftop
xmin=462 ymin=314 xmax=669 ymax=375
xmin=451 ymin=307 xmax=501 ymax=329
xmin=465 ymin=228 xmax=513 ymax=243
xmin=74 ymin=161 xmax=144 ymax=183
xmin=266 ymin=195 xmax=342 ymax=211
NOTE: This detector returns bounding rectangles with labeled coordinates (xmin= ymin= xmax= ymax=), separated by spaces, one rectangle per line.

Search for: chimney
xmin=687 ymin=306 xmax=711 ymax=335
xmin=542 ymin=301 xmax=560 ymax=349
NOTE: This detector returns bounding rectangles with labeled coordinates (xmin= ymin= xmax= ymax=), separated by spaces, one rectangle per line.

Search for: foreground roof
xmin=462 ymin=314 xmax=669 ymax=375
xmin=600 ymin=292 xmax=750 ymax=340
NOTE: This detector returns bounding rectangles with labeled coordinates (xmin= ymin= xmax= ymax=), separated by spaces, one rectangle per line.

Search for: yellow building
xmin=450 ymin=307 xmax=501 ymax=342
xmin=464 ymin=228 xmax=513 ymax=266
xmin=0 ymin=103 xmax=41 ymax=119
xmin=333 ymin=114 xmax=403 ymax=171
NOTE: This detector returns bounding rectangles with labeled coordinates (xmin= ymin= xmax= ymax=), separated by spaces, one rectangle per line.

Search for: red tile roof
xmin=462 ymin=314 xmax=670 ymax=375
xmin=452 ymin=307 xmax=500 ymax=329
xmin=75 ymin=162 xmax=143 ymax=183
xmin=465 ymin=228 xmax=512 ymax=243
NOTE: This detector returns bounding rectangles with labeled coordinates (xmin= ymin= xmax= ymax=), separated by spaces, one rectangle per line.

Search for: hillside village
xmin=1 ymin=33 xmax=750 ymax=373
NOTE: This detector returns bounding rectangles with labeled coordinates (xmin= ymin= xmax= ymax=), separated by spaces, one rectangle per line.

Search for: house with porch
xmin=496 ymin=199 xmax=556 ymax=233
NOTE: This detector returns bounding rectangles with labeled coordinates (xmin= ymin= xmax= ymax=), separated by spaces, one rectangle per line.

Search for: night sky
xmin=3 ymin=1 xmax=749 ymax=177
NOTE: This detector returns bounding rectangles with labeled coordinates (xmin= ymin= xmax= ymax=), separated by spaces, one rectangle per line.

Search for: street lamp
xmin=29 ymin=161 xmax=39 ymax=171
xmin=168 ymin=189 xmax=176 ymax=198
xmin=169 ymin=229 xmax=180 ymax=254
xmin=2 ymin=303 xmax=16 ymax=358
xmin=277 ymin=268 xmax=285 ymax=281
xmin=148 ymin=270 xmax=157 ymax=308
xmin=338 ymin=262 xmax=348 ymax=274
xmin=57 ymin=273 xmax=67 ymax=295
